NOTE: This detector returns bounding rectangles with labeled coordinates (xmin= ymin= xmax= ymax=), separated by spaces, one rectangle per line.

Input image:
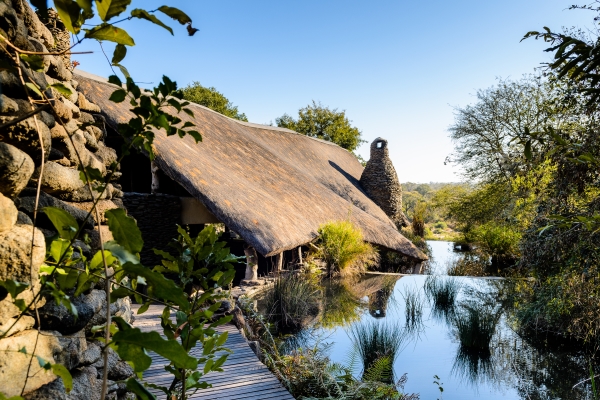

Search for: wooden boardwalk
xmin=131 ymin=305 xmax=294 ymax=400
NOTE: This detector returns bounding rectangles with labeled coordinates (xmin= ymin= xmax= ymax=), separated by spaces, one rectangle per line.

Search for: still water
xmin=286 ymin=241 xmax=596 ymax=399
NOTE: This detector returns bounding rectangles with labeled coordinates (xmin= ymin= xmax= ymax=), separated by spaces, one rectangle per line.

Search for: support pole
xmin=298 ymin=247 xmax=303 ymax=265
xmin=151 ymin=161 xmax=160 ymax=194
xmin=275 ymin=252 xmax=283 ymax=275
xmin=243 ymin=246 xmax=258 ymax=281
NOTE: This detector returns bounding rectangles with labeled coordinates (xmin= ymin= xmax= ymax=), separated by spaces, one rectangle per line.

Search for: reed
xmin=424 ymin=276 xmax=462 ymax=322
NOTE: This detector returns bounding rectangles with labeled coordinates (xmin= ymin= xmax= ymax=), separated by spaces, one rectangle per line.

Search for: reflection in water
xmin=368 ymin=278 xmax=396 ymax=318
xmin=424 ymin=275 xmax=462 ymax=324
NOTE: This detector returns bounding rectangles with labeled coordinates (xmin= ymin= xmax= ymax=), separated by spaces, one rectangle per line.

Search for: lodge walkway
xmin=131 ymin=304 xmax=294 ymax=400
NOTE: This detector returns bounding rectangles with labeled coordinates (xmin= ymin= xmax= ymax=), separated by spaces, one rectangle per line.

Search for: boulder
xmin=68 ymin=366 xmax=102 ymax=400
xmin=36 ymin=161 xmax=86 ymax=195
xmin=0 ymin=94 xmax=19 ymax=114
xmin=79 ymin=341 xmax=102 ymax=366
xmin=0 ymin=192 xmax=18 ymax=232
xmin=52 ymin=97 xmax=72 ymax=121
xmin=0 ymin=315 xmax=35 ymax=337
xmin=65 ymin=200 xmax=122 ymax=224
xmin=0 ymin=329 xmax=63 ymax=397
xmin=0 ymin=224 xmax=45 ymax=284
xmin=46 ymin=55 xmax=72 ymax=82
xmin=23 ymin=377 xmax=67 ymax=400
xmin=86 ymin=124 xmax=105 ymax=141
xmin=55 ymin=330 xmax=87 ymax=370
xmin=77 ymin=93 xmax=101 ymax=113
xmin=108 ymin=361 xmax=134 ymax=381
xmin=0 ymin=115 xmax=51 ymax=163
xmin=17 ymin=211 xmax=33 ymax=225
xmin=95 ymin=142 xmax=118 ymax=168
xmin=12 ymin=99 xmax=55 ymax=129
xmin=59 ymin=184 xmax=112 ymax=202
xmin=13 ymin=0 xmax=54 ymax=48
xmin=15 ymin=188 xmax=95 ymax=230
xmin=0 ymin=284 xmax=44 ymax=325
xmin=0 ymin=142 xmax=35 ymax=198
xmin=38 ymin=296 xmax=94 ymax=335
xmin=0 ymin=70 xmax=28 ymax=99
xmin=61 ymin=97 xmax=80 ymax=119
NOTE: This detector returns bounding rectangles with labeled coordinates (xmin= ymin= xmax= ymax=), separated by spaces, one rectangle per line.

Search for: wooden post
xmin=298 ymin=247 xmax=303 ymax=265
xmin=275 ymin=253 xmax=283 ymax=275
xmin=243 ymin=246 xmax=258 ymax=281
xmin=151 ymin=161 xmax=160 ymax=194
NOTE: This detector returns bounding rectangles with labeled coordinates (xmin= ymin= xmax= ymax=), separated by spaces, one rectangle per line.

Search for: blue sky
xmin=71 ymin=1 xmax=592 ymax=183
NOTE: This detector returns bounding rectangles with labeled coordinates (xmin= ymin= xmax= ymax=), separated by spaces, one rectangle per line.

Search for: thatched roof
xmin=74 ymin=71 xmax=427 ymax=261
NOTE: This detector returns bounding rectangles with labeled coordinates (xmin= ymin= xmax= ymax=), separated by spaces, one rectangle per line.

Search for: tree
xmin=448 ymin=76 xmax=574 ymax=183
xmin=180 ymin=82 xmax=248 ymax=121
xmin=276 ymin=101 xmax=364 ymax=152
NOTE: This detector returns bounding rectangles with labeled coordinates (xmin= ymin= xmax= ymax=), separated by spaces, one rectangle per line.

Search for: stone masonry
xmin=359 ymin=137 xmax=410 ymax=228
xmin=0 ymin=2 xmax=133 ymax=398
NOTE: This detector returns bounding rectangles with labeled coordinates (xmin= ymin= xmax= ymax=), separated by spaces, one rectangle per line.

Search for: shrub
xmin=434 ymin=221 xmax=447 ymax=229
xmin=316 ymin=220 xmax=379 ymax=277
xmin=263 ymin=274 xmax=322 ymax=333
xmin=472 ymin=222 xmax=521 ymax=260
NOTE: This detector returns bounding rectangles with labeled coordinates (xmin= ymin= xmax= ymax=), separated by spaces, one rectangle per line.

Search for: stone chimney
xmin=359 ymin=138 xmax=409 ymax=228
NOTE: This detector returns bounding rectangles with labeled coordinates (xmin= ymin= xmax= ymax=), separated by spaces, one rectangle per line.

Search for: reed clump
xmin=424 ymin=276 xmax=462 ymax=322
xmin=316 ymin=220 xmax=379 ymax=278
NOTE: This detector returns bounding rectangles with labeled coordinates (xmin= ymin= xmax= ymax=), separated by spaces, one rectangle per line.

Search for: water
xmin=280 ymin=241 xmax=597 ymax=400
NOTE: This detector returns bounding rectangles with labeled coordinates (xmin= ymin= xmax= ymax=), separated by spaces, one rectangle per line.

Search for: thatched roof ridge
xmin=74 ymin=71 xmax=427 ymax=261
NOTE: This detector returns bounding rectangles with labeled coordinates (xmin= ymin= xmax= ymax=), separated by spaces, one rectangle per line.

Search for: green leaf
xmin=25 ymin=83 xmax=42 ymax=98
xmin=75 ymin=0 xmax=93 ymax=14
xmin=94 ymin=0 xmax=131 ymax=21
xmin=114 ymin=63 xmax=130 ymax=79
xmin=111 ymin=44 xmax=127 ymax=64
xmin=125 ymin=378 xmax=156 ymax=400
xmin=112 ymin=317 xmax=197 ymax=370
xmin=19 ymin=54 xmax=44 ymax=72
xmin=121 ymin=263 xmax=189 ymax=311
xmin=130 ymin=9 xmax=173 ymax=35
xmin=109 ymin=89 xmax=127 ymax=103
xmin=43 ymin=207 xmax=79 ymax=240
xmin=85 ymin=23 xmax=135 ymax=46
xmin=105 ymin=208 xmax=143 ymax=254
xmin=50 ymin=83 xmax=73 ymax=97
xmin=104 ymin=241 xmax=140 ymax=265
xmin=54 ymin=0 xmax=83 ymax=34
xmin=51 ymin=363 xmax=73 ymax=392
xmin=108 ymin=75 xmax=122 ymax=86
xmin=157 ymin=6 xmax=191 ymax=25
xmin=0 ymin=280 xmax=29 ymax=299
xmin=50 ymin=238 xmax=72 ymax=263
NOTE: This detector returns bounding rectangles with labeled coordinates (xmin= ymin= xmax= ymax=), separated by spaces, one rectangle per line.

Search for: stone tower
xmin=359 ymin=138 xmax=409 ymax=228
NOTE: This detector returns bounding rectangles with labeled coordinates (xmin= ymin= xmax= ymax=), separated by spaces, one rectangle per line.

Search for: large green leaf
xmin=130 ymin=9 xmax=173 ymax=35
xmin=50 ymin=83 xmax=73 ymax=97
xmin=157 ymin=6 xmax=191 ymax=25
xmin=105 ymin=208 xmax=143 ymax=254
xmin=125 ymin=378 xmax=156 ymax=400
xmin=85 ymin=23 xmax=135 ymax=46
xmin=104 ymin=241 xmax=140 ymax=265
xmin=54 ymin=0 xmax=82 ymax=34
xmin=111 ymin=44 xmax=127 ymax=64
xmin=95 ymin=0 xmax=131 ymax=21
xmin=51 ymin=364 xmax=73 ymax=392
xmin=112 ymin=317 xmax=197 ymax=370
xmin=43 ymin=207 xmax=79 ymax=240
xmin=121 ymin=263 xmax=189 ymax=311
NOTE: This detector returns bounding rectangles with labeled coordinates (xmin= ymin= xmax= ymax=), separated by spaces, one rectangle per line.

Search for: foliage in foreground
xmin=179 ymin=82 xmax=248 ymax=121
xmin=315 ymin=221 xmax=379 ymax=278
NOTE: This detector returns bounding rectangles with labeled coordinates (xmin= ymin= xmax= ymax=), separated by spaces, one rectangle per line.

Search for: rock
xmin=0 ymin=193 xmax=18 ymax=232
xmin=0 ymin=70 xmax=28 ymax=99
xmin=71 ymin=131 xmax=105 ymax=173
xmin=82 ymin=130 xmax=99 ymax=151
xmin=36 ymin=161 xmax=86 ymax=195
xmin=231 ymin=306 xmax=246 ymax=330
xmin=0 ymin=224 xmax=45 ymax=284
xmin=92 ymin=345 xmax=119 ymax=371
xmin=0 ymin=94 xmax=19 ymax=114
xmin=86 ymin=125 xmax=105 ymax=141
xmin=0 ymin=142 xmax=35 ymax=198
xmin=38 ymin=295 xmax=94 ymax=335
xmin=0 ymin=284 xmax=44 ymax=325
xmin=12 ymin=99 xmax=55 ymax=129
xmin=64 ymin=119 xmax=79 ymax=134
xmin=17 ymin=211 xmax=33 ymax=225
xmin=108 ymin=361 xmax=134 ymax=381
xmin=15 ymin=188 xmax=95 ymax=230
xmin=47 ymin=55 xmax=72 ymax=82
xmin=95 ymin=142 xmax=118 ymax=168
xmin=59 ymin=184 xmax=111 ymax=202
xmin=0 ymin=115 xmax=51 ymax=163
xmin=69 ymin=366 xmax=102 ymax=400
xmin=0 ymin=329 xmax=63 ymax=397
xmin=77 ymin=93 xmax=101 ymax=113
xmin=78 ymin=111 xmax=95 ymax=125
xmin=359 ymin=137 xmax=410 ymax=228
xmin=52 ymin=97 xmax=72 ymax=121
xmin=79 ymin=341 xmax=102 ymax=366
xmin=84 ymin=291 xmax=132 ymax=332
xmin=61 ymin=97 xmax=80 ymax=119
xmin=23 ymin=377 xmax=67 ymax=400
xmin=50 ymin=123 xmax=68 ymax=139
xmin=55 ymin=330 xmax=87 ymax=370
xmin=65 ymin=200 xmax=122 ymax=224
xmin=0 ymin=315 xmax=35 ymax=337
xmin=14 ymin=0 xmax=54 ymax=48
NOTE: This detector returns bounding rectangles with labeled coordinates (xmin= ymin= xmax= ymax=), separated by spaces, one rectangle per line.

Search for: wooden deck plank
xmin=131 ymin=304 xmax=294 ymax=400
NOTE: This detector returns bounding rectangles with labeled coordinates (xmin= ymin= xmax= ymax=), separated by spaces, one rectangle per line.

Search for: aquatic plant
xmin=349 ymin=321 xmax=405 ymax=384
xmin=402 ymin=286 xmax=425 ymax=334
xmin=319 ymin=280 xmax=364 ymax=329
xmin=454 ymin=305 xmax=499 ymax=351
xmin=264 ymin=274 xmax=322 ymax=333
xmin=424 ymin=276 xmax=462 ymax=322
xmin=316 ymin=220 xmax=379 ymax=278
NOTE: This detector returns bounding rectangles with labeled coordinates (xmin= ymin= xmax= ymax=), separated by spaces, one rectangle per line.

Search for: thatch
xmin=74 ymin=71 xmax=427 ymax=261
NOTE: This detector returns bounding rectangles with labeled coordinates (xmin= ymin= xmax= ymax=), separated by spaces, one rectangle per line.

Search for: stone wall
xmin=122 ymin=193 xmax=182 ymax=267
xmin=359 ymin=137 xmax=410 ymax=228
xmin=0 ymin=2 xmax=133 ymax=398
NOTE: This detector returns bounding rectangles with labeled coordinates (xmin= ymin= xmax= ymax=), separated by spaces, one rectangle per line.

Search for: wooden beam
xmin=151 ymin=161 xmax=160 ymax=194
xmin=243 ymin=246 xmax=258 ymax=281
xmin=275 ymin=253 xmax=283 ymax=274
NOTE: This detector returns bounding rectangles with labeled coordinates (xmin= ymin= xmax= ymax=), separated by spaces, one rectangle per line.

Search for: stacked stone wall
xmin=0 ymin=2 xmax=134 ymax=398
xmin=122 ymin=193 xmax=182 ymax=267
